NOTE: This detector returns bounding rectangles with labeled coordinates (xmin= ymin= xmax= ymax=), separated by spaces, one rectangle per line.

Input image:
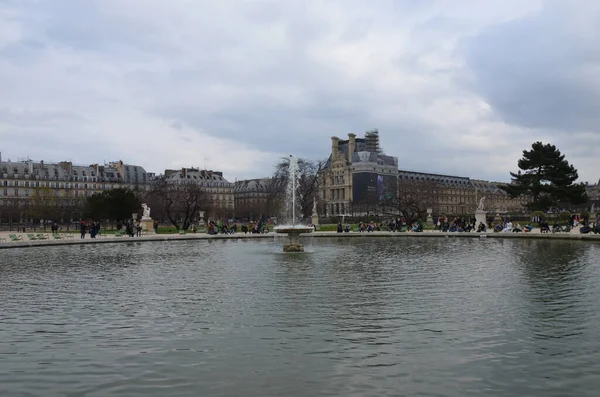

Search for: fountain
xmin=274 ymin=155 xmax=314 ymax=252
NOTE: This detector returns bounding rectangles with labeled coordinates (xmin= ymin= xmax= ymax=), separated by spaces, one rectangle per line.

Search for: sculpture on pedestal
xmin=141 ymin=203 xmax=151 ymax=219
xmin=311 ymin=199 xmax=319 ymax=226
xmin=477 ymin=197 xmax=486 ymax=211
xmin=475 ymin=196 xmax=487 ymax=231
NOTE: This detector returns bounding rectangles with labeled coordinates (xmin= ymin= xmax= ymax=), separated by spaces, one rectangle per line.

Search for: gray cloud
xmin=463 ymin=1 xmax=600 ymax=133
xmin=0 ymin=0 xmax=598 ymax=183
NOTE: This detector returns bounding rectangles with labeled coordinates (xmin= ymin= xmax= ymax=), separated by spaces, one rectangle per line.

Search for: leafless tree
xmin=147 ymin=176 xmax=208 ymax=230
xmin=272 ymin=157 xmax=324 ymax=221
xmin=392 ymin=178 xmax=439 ymax=224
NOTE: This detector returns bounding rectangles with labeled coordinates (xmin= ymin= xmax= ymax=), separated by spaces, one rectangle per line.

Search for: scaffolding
xmin=364 ymin=129 xmax=381 ymax=153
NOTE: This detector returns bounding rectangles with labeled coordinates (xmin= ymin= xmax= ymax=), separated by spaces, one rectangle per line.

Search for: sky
xmin=1 ymin=0 xmax=599 ymax=183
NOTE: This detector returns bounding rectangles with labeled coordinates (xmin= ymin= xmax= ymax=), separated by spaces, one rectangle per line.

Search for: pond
xmin=1 ymin=237 xmax=600 ymax=396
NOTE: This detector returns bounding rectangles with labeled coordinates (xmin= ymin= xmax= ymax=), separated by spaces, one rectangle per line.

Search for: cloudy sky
xmin=1 ymin=0 xmax=598 ymax=183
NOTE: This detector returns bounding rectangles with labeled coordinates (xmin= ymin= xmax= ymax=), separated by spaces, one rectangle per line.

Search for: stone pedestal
xmin=141 ymin=218 xmax=155 ymax=234
xmin=311 ymin=214 xmax=319 ymax=226
xmin=475 ymin=210 xmax=487 ymax=228
xmin=283 ymin=231 xmax=304 ymax=252
xmin=426 ymin=208 xmax=434 ymax=227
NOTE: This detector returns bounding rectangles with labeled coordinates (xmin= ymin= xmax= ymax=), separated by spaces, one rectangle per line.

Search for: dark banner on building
xmin=353 ymin=173 xmax=397 ymax=204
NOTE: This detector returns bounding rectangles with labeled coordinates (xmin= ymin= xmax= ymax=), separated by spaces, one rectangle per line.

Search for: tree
xmin=85 ymin=188 xmax=141 ymax=222
xmin=392 ymin=178 xmax=438 ymax=224
xmin=272 ymin=157 xmax=323 ymax=222
xmin=29 ymin=187 xmax=58 ymax=227
xmin=501 ymin=142 xmax=587 ymax=211
xmin=147 ymin=176 xmax=208 ymax=230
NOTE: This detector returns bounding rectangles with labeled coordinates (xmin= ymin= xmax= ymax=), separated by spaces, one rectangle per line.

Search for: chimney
xmin=348 ymin=133 xmax=356 ymax=164
xmin=331 ymin=136 xmax=339 ymax=157
xmin=28 ymin=159 xmax=33 ymax=174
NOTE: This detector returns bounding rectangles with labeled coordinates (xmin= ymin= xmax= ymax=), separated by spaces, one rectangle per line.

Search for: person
xmin=476 ymin=222 xmax=486 ymax=233
xmin=80 ymin=220 xmax=87 ymax=239
xmin=502 ymin=219 xmax=513 ymax=233
xmin=153 ymin=220 xmax=159 ymax=233
xmin=336 ymin=223 xmax=343 ymax=233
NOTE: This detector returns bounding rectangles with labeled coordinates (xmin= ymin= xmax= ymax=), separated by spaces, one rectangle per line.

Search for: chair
xmin=9 ymin=234 xmax=23 ymax=242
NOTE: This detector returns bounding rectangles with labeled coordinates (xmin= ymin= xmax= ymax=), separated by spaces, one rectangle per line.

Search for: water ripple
xmin=1 ymin=238 xmax=600 ymax=396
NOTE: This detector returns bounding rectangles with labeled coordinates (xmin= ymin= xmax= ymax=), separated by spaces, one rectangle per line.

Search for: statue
xmin=312 ymin=200 xmax=318 ymax=216
xmin=142 ymin=203 xmax=151 ymax=219
xmin=477 ymin=196 xmax=486 ymax=211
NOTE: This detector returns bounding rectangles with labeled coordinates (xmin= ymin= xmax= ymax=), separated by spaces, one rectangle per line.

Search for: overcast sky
xmin=1 ymin=0 xmax=598 ymax=183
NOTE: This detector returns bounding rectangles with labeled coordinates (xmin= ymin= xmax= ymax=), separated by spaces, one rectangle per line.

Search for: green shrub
xmin=559 ymin=211 xmax=571 ymax=221
xmin=580 ymin=211 xmax=590 ymax=219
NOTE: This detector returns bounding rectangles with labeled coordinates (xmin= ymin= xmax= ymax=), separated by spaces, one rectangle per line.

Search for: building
xmin=0 ymin=157 xmax=148 ymax=224
xmin=398 ymin=170 xmax=474 ymax=215
xmin=163 ymin=168 xmax=234 ymax=216
xmin=396 ymin=170 xmax=530 ymax=216
xmin=586 ymin=180 xmax=600 ymax=210
xmin=233 ymin=178 xmax=271 ymax=219
xmin=321 ymin=130 xmax=399 ymax=217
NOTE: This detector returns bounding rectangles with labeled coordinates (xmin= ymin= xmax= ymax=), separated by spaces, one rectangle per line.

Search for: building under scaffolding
xmin=364 ymin=129 xmax=381 ymax=153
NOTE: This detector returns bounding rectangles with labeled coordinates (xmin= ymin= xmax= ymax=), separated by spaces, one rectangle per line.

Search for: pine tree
xmin=501 ymin=142 xmax=587 ymax=211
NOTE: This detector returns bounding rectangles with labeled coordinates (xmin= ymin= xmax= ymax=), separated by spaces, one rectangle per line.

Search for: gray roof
xmin=0 ymin=159 xmax=147 ymax=184
xmin=325 ymin=135 xmax=398 ymax=168
xmin=165 ymin=168 xmax=232 ymax=185
xmin=234 ymin=178 xmax=269 ymax=193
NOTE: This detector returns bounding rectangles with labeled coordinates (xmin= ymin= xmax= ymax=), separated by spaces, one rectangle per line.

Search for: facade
xmin=0 ymin=158 xmax=148 ymax=223
xmin=321 ymin=130 xmax=399 ymax=216
xmin=233 ymin=178 xmax=270 ymax=219
xmin=163 ymin=168 xmax=234 ymax=215
xmin=396 ymin=170 xmax=530 ymax=216
xmin=586 ymin=181 xmax=600 ymax=210
xmin=398 ymin=170 xmax=474 ymax=215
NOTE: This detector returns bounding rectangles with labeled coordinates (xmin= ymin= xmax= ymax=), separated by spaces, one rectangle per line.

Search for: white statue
xmin=142 ymin=203 xmax=151 ymax=219
xmin=477 ymin=196 xmax=486 ymax=211
xmin=312 ymin=200 xmax=318 ymax=216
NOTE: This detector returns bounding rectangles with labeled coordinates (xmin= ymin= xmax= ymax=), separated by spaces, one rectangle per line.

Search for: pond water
xmin=1 ymin=237 xmax=600 ymax=396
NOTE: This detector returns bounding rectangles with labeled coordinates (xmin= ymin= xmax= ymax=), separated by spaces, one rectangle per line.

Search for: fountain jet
xmin=274 ymin=155 xmax=314 ymax=252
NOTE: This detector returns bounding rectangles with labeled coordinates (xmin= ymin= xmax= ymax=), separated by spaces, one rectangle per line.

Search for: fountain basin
xmin=274 ymin=226 xmax=314 ymax=252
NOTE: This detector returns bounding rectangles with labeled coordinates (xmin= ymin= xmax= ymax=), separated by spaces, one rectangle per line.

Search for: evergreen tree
xmin=501 ymin=142 xmax=587 ymax=211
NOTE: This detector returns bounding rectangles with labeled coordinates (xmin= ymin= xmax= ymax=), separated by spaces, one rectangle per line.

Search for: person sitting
xmin=512 ymin=222 xmax=523 ymax=232
xmin=344 ymin=224 xmax=350 ymax=233
xmin=477 ymin=222 xmax=486 ymax=233
xmin=336 ymin=223 xmax=343 ymax=233
xmin=523 ymin=223 xmax=533 ymax=232
xmin=539 ymin=220 xmax=550 ymax=233
xmin=580 ymin=224 xmax=592 ymax=234
xmin=502 ymin=220 xmax=513 ymax=233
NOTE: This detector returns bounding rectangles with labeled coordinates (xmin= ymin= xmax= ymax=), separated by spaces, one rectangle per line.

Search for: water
xmin=1 ymin=238 xmax=600 ymax=396
xmin=281 ymin=155 xmax=302 ymax=226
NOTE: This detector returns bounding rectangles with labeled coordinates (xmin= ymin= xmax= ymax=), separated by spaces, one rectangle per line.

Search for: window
xmin=75 ymin=183 xmax=79 ymax=189
xmin=2 ymin=189 xmax=6 ymax=196
xmin=25 ymin=189 xmax=30 ymax=197
xmin=13 ymin=181 xmax=18 ymax=187
xmin=35 ymin=182 xmax=39 ymax=187
xmin=2 ymin=181 xmax=6 ymax=186
xmin=14 ymin=189 xmax=18 ymax=196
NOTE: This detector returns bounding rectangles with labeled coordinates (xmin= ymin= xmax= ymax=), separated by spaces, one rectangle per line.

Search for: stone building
xmin=163 ymin=168 xmax=234 ymax=216
xmin=396 ymin=170 xmax=530 ymax=216
xmin=0 ymin=157 xmax=148 ymax=224
xmin=233 ymin=178 xmax=271 ymax=219
xmin=320 ymin=130 xmax=398 ymax=217
xmin=397 ymin=170 xmax=474 ymax=215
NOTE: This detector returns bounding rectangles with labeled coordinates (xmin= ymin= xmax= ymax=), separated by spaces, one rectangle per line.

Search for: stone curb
xmin=1 ymin=230 xmax=599 ymax=250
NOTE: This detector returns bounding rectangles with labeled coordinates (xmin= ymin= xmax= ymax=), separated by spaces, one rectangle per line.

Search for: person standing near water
xmin=80 ymin=221 xmax=87 ymax=239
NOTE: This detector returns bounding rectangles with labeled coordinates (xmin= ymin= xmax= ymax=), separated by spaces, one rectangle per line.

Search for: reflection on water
xmin=1 ymin=238 xmax=600 ymax=396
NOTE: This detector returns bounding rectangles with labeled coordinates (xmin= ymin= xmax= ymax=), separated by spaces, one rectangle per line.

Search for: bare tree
xmin=147 ymin=176 xmax=208 ymax=230
xmin=393 ymin=178 xmax=438 ymax=224
xmin=272 ymin=157 xmax=324 ymax=221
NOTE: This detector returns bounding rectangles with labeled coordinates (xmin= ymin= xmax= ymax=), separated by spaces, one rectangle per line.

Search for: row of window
xmin=1 ymin=180 xmax=130 ymax=190
xmin=2 ymin=189 xmax=92 ymax=197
